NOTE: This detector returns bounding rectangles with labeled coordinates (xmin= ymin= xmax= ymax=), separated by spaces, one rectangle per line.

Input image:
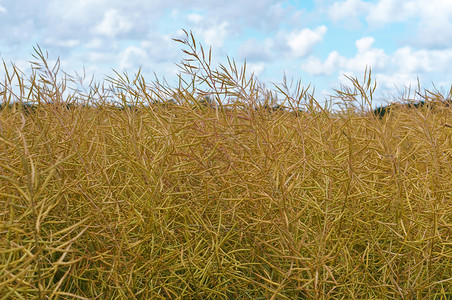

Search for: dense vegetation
xmin=1 ymin=34 xmax=451 ymax=299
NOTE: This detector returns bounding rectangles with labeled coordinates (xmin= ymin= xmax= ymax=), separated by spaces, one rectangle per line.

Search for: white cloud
xmin=392 ymin=47 xmax=452 ymax=73
xmin=43 ymin=38 xmax=80 ymax=48
xmin=187 ymin=13 xmax=203 ymax=24
xmin=392 ymin=47 xmax=433 ymax=73
xmin=195 ymin=0 xmax=291 ymax=33
xmin=302 ymin=34 xmax=452 ymax=95
xmin=374 ymin=72 xmax=420 ymax=91
xmin=302 ymin=37 xmax=387 ymax=75
xmin=119 ymin=46 xmax=148 ymax=70
xmin=286 ymin=26 xmax=327 ymax=58
xmin=329 ymin=0 xmax=451 ymax=48
xmin=329 ymin=0 xmax=419 ymax=27
xmin=329 ymin=0 xmax=370 ymax=23
xmin=246 ymin=62 xmax=265 ymax=78
xmin=201 ymin=21 xmax=229 ymax=48
xmin=184 ymin=12 xmax=230 ymax=48
xmin=301 ymin=51 xmax=343 ymax=76
xmin=0 ymin=5 xmax=7 ymax=13
xmin=94 ymin=9 xmax=133 ymax=38
xmin=415 ymin=0 xmax=452 ymax=48
xmin=355 ymin=37 xmax=373 ymax=52
xmin=366 ymin=0 xmax=418 ymax=26
xmin=88 ymin=51 xmax=112 ymax=63
xmin=141 ymin=34 xmax=180 ymax=62
xmin=347 ymin=37 xmax=388 ymax=71
xmin=86 ymin=38 xmax=104 ymax=49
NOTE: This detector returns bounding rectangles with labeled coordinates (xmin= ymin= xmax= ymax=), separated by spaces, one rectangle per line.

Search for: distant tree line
xmin=5 ymin=98 xmax=450 ymax=119
xmin=373 ymin=99 xmax=452 ymax=119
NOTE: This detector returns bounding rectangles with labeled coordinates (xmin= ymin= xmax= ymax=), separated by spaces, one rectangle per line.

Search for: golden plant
xmin=0 ymin=32 xmax=451 ymax=299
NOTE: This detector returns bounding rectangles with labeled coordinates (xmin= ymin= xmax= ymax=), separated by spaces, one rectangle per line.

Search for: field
xmin=1 ymin=35 xmax=452 ymax=299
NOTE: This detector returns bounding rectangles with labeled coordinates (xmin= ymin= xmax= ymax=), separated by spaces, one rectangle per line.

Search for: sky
xmin=1 ymin=0 xmax=452 ymax=106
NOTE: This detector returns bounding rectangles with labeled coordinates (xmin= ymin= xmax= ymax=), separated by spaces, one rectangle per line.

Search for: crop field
xmin=1 ymin=35 xmax=452 ymax=299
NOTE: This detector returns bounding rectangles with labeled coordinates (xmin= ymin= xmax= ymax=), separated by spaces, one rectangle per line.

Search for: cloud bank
xmin=0 ymin=0 xmax=451 ymax=103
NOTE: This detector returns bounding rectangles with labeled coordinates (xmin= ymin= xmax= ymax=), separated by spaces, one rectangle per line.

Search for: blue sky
xmin=1 ymin=0 xmax=452 ymax=106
